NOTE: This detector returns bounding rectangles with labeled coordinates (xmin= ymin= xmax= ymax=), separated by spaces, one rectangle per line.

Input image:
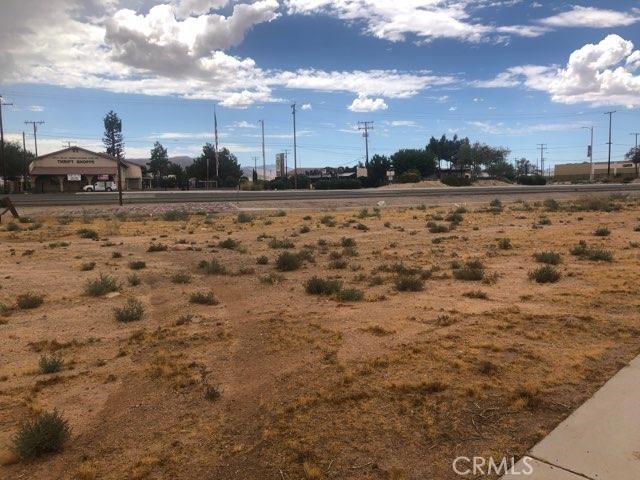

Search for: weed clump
xmin=394 ymin=275 xmax=424 ymax=292
xmin=163 ymin=210 xmax=189 ymax=221
xmin=199 ymin=259 xmax=227 ymax=275
xmin=336 ymin=288 xmax=364 ymax=302
xmin=236 ymin=212 xmax=254 ymax=223
xmin=594 ymin=227 xmax=610 ymax=237
xmin=533 ymin=251 xmax=561 ymax=265
xmin=171 ymin=272 xmax=192 ymax=284
xmin=77 ymin=228 xmax=99 ymax=240
xmin=17 ymin=293 xmax=44 ymax=309
xmin=147 ymin=243 xmax=168 ymax=252
xmin=128 ymin=260 xmax=146 ymax=270
xmin=190 ymin=291 xmax=219 ymax=305
xmin=84 ymin=274 xmax=118 ymax=296
xmin=305 ymin=276 xmax=342 ymax=296
xmin=39 ymin=355 xmax=63 ymax=374
xmin=570 ymin=241 xmax=613 ymax=262
xmin=497 ymin=238 xmax=512 ymax=250
xmin=256 ymin=255 xmax=269 ymax=265
xmin=113 ymin=298 xmax=144 ymax=322
xmin=275 ymin=251 xmax=302 ymax=271
xmin=218 ymin=238 xmax=240 ymax=249
xmin=452 ymin=260 xmax=485 ymax=281
xmin=12 ymin=411 xmax=70 ymax=460
xmin=529 ymin=265 xmax=561 ymax=283
xmin=269 ymin=238 xmax=295 ymax=249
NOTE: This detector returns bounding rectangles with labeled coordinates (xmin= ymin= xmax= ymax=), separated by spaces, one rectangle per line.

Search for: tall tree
xmin=366 ymin=154 xmax=391 ymax=187
xmin=625 ymin=146 xmax=640 ymax=176
xmin=391 ymin=149 xmax=436 ymax=178
xmin=186 ymin=144 xmax=243 ymax=187
xmin=0 ymin=141 xmax=34 ymax=180
xmin=102 ymin=111 xmax=124 ymax=204
xmin=147 ymin=141 xmax=170 ymax=177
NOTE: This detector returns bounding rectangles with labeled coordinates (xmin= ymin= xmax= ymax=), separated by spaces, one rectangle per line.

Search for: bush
xmin=529 ymin=265 xmax=561 ymax=283
xmin=77 ymin=228 xmax=99 ymax=240
xmin=218 ymin=238 xmax=240 ymax=249
xmin=341 ymin=237 xmax=356 ymax=247
xmin=80 ymin=261 xmax=96 ymax=271
xmin=329 ymin=258 xmax=348 ymax=269
xmin=570 ymin=241 xmax=613 ymax=262
xmin=543 ymin=198 xmax=560 ymax=211
xmin=463 ymin=290 xmax=488 ymax=299
xmin=128 ymin=260 xmax=146 ymax=270
xmin=113 ymin=298 xmax=144 ymax=322
xmin=128 ymin=274 xmax=141 ymax=286
xmin=84 ymin=274 xmax=118 ymax=296
xmin=162 ymin=210 xmax=189 ymax=221
xmin=453 ymin=260 xmax=485 ymax=281
xmin=594 ymin=227 xmax=610 ymax=237
xmin=17 ymin=292 xmax=44 ymax=309
xmin=305 ymin=276 xmax=342 ymax=295
xmin=314 ymin=178 xmax=361 ymax=190
xmin=39 ymin=355 xmax=63 ymax=374
xmin=518 ymin=175 xmax=546 ymax=185
xmin=256 ymin=255 xmax=269 ymax=265
xmin=533 ymin=251 xmax=561 ymax=265
xmin=147 ymin=243 xmax=168 ymax=252
xmin=236 ymin=212 xmax=254 ymax=223
xmin=300 ymin=225 xmax=311 ymax=233
xmin=6 ymin=221 xmax=20 ymax=231
xmin=171 ymin=272 xmax=192 ymax=284
xmin=394 ymin=275 xmax=425 ymax=292
xmin=397 ymin=169 xmax=422 ymax=183
xmin=497 ymin=238 xmax=512 ymax=250
xmin=199 ymin=259 xmax=227 ymax=275
xmin=336 ymin=288 xmax=364 ymax=302
xmin=441 ymin=176 xmax=471 ymax=187
xmin=427 ymin=221 xmax=449 ymax=233
xmin=190 ymin=291 xmax=219 ymax=305
xmin=275 ymin=251 xmax=302 ymax=271
xmin=269 ymin=238 xmax=295 ymax=249
xmin=320 ymin=215 xmax=336 ymax=227
xmin=12 ymin=411 xmax=70 ymax=460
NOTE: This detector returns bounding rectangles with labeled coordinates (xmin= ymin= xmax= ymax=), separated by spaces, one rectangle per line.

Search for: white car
xmin=82 ymin=181 xmax=117 ymax=192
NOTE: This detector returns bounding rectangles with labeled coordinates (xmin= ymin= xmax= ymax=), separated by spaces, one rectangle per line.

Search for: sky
xmin=1 ymin=0 xmax=640 ymax=171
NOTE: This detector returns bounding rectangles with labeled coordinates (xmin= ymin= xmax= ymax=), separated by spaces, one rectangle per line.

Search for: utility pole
xmin=631 ymin=132 xmax=639 ymax=177
xmin=582 ymin=126 xmax=594 ymax=182
xmin=358 ymin=121 xmax=374 ymax=167
xmin=22 ymin=131 xmax=28 ymax=192
xmin=252 ymin=155 xmax=258 ymax=181
xmin=283 ymin=149 xmax=289 ymax=181
xmin=1 ymin=95 xmax=14 ymax=194
xmin=604 ymin=111 xmax=616 ymax=177
xmin=291 ymin=103 xmax=298 ymax=189
xmin=24 ymin=121 xmax=45 ymax=157
xmin=536 ymin=144 xmax=547 ymax=176
xmin=214 ymin=105 xmax=219 ymax=183
xmin=260 ymin=120 xmax=266 ymax=181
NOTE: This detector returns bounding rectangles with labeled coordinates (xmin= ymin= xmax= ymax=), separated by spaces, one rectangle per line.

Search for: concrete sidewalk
xmin=502 ymin=354 xmax=640 ymax=479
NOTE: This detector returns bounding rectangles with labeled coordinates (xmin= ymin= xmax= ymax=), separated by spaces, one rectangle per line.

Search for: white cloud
xmin=233 ymin=120 xmax=258 ymax=128
xmin=348 ymin=96 xmax=388 ymax=112
xmin=467 ymin=120 xmax=589 ymax=136
xmin=539 ymin=6 xmax=639 ymax=28
xmin=387 ymin=120 xmax=417 ymax=127
xmin=476 ymin=35 xmax=640 ymax=108
xmin=301 ymin=103 xmax=312 ymax=110
xmin=28 ymin=105 xmax=45 ymax=112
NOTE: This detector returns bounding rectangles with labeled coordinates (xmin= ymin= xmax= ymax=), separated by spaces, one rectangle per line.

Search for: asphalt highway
xmin=7 ymin=183 xmax=640 ymax=206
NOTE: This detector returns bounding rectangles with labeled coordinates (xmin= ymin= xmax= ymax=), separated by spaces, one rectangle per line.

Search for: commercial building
xmin=554 ymin=161 xmax=637 ymax=182
xmin=29 ymin=146 xmax=143 ymax=193
xmin=275 ymin=153 xmax=286 ymax=177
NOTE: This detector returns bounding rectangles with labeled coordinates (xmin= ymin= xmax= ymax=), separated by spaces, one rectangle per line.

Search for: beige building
xmin=554 ymin=161 xmax=638 ymax=182
xmin=29 ymin=147 xmax=143 ymax=193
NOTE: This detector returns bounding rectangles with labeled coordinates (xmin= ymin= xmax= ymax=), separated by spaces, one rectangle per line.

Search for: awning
xmin=30 ymin=167 xmax=118 ymax=175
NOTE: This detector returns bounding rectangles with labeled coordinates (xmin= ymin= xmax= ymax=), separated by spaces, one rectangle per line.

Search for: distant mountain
xmin=128 ymin=156 xmax=194 ymax=168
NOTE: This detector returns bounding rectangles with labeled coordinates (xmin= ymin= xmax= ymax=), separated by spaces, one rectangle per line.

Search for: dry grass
xmin=2 ymin=196 xmax=640 ymax=479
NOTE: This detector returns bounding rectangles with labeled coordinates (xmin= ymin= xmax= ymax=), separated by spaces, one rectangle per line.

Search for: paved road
xmin=7 ymin=183 xmax=640 ymax=206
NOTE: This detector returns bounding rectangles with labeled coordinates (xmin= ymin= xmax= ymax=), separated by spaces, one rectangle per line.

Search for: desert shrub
xmin=488 ymin=198 xmax=503 ymax=213
xmin=543 ymin=198 xmax=560 ymax=211
xmin=113 ymin=298 xmax=144 ymax=322
xmin=17 ymin=292 xmax=44 ymax=309
xmin=368 ymin=275 xmax=384 ymax=286
xmin=529 ymin=265 xmax=561 ymax=283
xmin=337 ymin=288 xmax=364 ymax=302
xmin=204 ymin=385 xmax=221 ymax=402
xmin=446 ymin=211 xmax=464 ymax=225
xmin=533 ymin=251 xmax=561 ymax=265
xmin=441 ymin=176 xmax=471 ymax=187
xmin=538 ymin=216 xmax=552 ymax=225
xmin=329 ymin=258 xmax=348 ymax=269
xmin=427 ymin=221 xmax=449 ymax=233
xmin=199 ymin=259 xmax=227 ymax=275
xmin=162 ymin=210 xmax=189 ymax=221
xmin=394 ymin=275 xmax=424 ymax=292
xmin=189 ymin=291 xmax=218 ymax=305
xmin=497 ymin=238 xmax=512 ymax=250
xmin=84 ymin=274 xmax=118 ymax=296
xmin=171 ymin=272 xmax=192 ymax=284
xmin=570 ymin=240 xmax=588 ymax=256
xmin=354 ymin=222 xmax=369 ymax=231
xmin=48 ymin=242 xmax=70 ymax=249
xmin=111 ymin=251 xmax=122 ymax=259
xmin=259 ymin=273 xmax=285 ymax=284
xmin=236 ymin=212 xmax=254 ymax=223
xmin=256 ymin=255 xmax=269 ymax=265
xmin=571 ymin=196 xmax=619 ymax=212
xmin=147 ymin=243 xmax=168 ymax=252
xmin=39 ymin=355 xmax=63 ymax=374
xmin=268 ymin=238 xmax=295 ymax=249
xmin=320 ymin=215 xmax=336 ymax=227
xmin=12 ymin=411 xmax=70 ymax=460
xmin=570 ymin=241 xmax=613 ymax=261
xmin=77 ymin=228 xmax=99 ymax=240
xmin=218 ymin=238 xmax=240 ymax=249
xmin=128 ymin=274 xmax=141 ymax=286
xmin=397 ymin=169 xmax=422 ymax=183
xmin=453 ymin=260 xmax=485 ymax=281
xmin=128 ymin=260 xmax=146 ymax=270
xmin=463 ymin=290 xmax=488 ymax=299
xmin=341 ymin=237 xmax=356 ymax=247
xmin=275 ymin=252 xmax=302 ymax=271
xmin=305 ymin=276 xmax=342 ymax=296
xmin=80 ymin=261 xmax=96 ymax=271
xmin=594 ymin=227 xmax=610 ymax=237
xmin=300 ymin=225 xmax=311 ymax=233
xmin=517 ymin=175 xmax=546 ymax=185
xmin=315 ymin=178 xmax=361 ymax=190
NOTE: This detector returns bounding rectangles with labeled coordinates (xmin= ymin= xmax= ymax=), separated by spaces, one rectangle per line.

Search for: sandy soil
xmin=1 ymin=195 xmax=640 ymax=479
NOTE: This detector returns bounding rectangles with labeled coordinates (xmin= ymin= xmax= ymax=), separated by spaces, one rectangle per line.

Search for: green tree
xmin=515 ymin=158 xmax=533 ymax=176
xmin=391 ymin=149 xmax=436 ymax=178
xmin=186 ymin=145 xmax=243 ymax=186
xmin=625 ymin=146 xmax=640 ymax=176
xmin=366 ymin=154 xmax=391 ymax=187
xmin=147 ymin=142 xmax=170 ymax=177
xmin=102 ymin=111 xmax=124 ymax=159
xmin=1 ymin=141 xmax=34 ymax=180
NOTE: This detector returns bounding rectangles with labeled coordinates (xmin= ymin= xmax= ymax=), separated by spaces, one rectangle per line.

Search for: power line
xmin=291 ymin=102 xmax=298 ymax=189
xmin=604 ymin=111 xmax=616 ymax=176
xmin=536 ymin=144 xmax=547 ymax=175
xmin=24 ymin=120 xmax=45 ymax=157
xmin=260 ymin=119 xmax=266 ymax=181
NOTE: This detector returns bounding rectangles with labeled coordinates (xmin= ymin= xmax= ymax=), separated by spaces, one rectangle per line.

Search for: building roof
xmin=30 ymin=147 xmax=140 ymax=175
xmin=33 ymin=146 xmax=137 ymax=168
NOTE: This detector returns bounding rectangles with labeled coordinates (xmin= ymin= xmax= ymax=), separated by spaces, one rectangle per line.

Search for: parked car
xmin=82 ymin=181 xmax=117 ymax=192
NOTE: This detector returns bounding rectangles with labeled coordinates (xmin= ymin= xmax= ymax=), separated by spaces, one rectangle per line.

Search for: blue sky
xmin=1 ymin=0 xmax=640 ymax=170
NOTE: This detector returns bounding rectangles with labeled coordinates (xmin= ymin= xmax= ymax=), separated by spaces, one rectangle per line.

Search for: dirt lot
xmin=1 ymin=195 xmax=640 ymax=480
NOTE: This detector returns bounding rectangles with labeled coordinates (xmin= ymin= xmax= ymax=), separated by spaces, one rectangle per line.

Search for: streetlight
xmin=581 ymin=126 xmax=594 ymax=182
